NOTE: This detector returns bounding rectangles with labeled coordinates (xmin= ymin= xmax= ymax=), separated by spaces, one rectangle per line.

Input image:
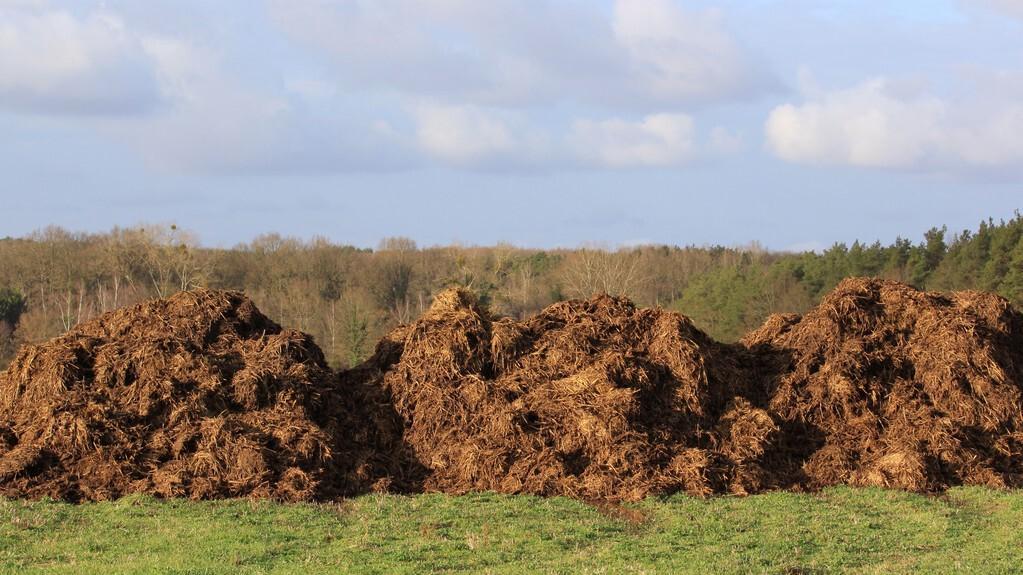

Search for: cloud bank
xmin=766 ymin=75 xmax=1023 ymax=173
xmin=268 ymin=0 xmax=771 ymax=109
xmin=0 ymin=6 xmax=159 ymax=114
xmin=3 ymin=0 xmax=1023 ymax=179
xmin=0 ymin=0 xmax=768 ymax=172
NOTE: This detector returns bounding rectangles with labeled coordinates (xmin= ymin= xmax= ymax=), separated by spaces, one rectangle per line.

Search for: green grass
xmin=1 ymin=487 xmax=1021 ymax=574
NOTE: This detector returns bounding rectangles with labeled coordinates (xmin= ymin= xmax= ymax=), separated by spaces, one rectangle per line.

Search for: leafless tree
xmin=560 ymin=246 xmax=645 ymax=299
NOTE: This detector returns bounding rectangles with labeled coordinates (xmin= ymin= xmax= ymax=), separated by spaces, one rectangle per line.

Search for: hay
xmin=0 ymin=289 xmax=402 ymax=502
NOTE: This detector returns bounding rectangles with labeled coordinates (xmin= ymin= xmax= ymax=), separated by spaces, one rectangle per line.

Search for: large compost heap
xmin=0 ymin=290 xmax=404 ymax=501
xmin=744 ymin=278 xmax=1023 ymax=491
xmin=1 ymin=278 xmax=1021 ymax=502
xmin=357 ymin=288 xmax=775 ymax=500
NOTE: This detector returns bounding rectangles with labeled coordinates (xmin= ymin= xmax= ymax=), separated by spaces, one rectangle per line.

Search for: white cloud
xmin=111 ymin=35 xmax=412 ymax=173
xmin=766 ymin=75 xmax=1023 ymax=172
xmin=264 ymin=1 xmax=767 ymax=171
xmin=408 ymin=106 xmax=710 ymax=170
xmin=969 ymin=0 xmax=1023 ymax=19
xmin=0 ymin=1 xmax=759 ymax=174
xmin=570 ymin=113 xmax=695 ymax=168
xmin=414 ymin=104 xmax=518 ymax=164
xmin=946 ymin=101 xmax=1023 ymax=167
xmin=0 ymin=6 xmax=159 ymax=114
xmin=612 ymin=0 xmax=759 ymax=103
xmin=139 ymin=35 xmax=209 ymax=104
xmin=267 ymin=0 xmax=770 ymax=109
xmin=266 ymin=0 xmax=492 ymax=99
xmin=411 ymin=103 xmax=564 ymax=169
xmin=124 ymin=36 xmax=290 ymax=171
xmin=765 ymin=79 xmax=946 ymax=168
xmin=411 ymin=107 xmax=703 ymax=170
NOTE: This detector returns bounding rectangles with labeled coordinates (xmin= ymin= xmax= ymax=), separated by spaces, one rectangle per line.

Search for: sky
xmin=1 ymin=0 xmax=1022 ymax=251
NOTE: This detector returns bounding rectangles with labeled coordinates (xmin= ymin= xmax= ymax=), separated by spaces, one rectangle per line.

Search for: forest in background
xmin=1 ymin=213 xmax=1022 ymax=370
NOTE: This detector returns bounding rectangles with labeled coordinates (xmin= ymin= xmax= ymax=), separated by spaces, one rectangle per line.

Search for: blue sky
xmin=1 ymin=0 xmax=1021 ymax=250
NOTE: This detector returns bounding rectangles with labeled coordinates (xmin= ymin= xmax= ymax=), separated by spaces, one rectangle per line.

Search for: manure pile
xmin=0 ymin=290 xmax=404 ymax=502
xmin=356 ymin=288 xmax=774 ymax=499
xmin=1 ymin=278 xmax=1022 ymax=502
xmin=744 ymin=278 xmax=1023 ymax=491
xmin=361 ymin=278 xmax=1023 ymax=499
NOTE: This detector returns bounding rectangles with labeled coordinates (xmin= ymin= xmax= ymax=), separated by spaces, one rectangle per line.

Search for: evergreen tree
xmin=998 ymin=234 xmax=1023 ymax=306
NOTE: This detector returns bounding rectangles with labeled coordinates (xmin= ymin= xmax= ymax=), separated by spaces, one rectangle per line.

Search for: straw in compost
xmin=744 ymin=277 xmax=1023 ymax=491
xmin=0 ymin=289 xmax=399 ymax=501
xmin=364 ymin=288 xmax=773 ymax=501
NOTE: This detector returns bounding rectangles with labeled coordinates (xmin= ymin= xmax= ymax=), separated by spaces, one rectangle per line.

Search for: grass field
xmin=1 ymin=487 xmax=1021 ymax=574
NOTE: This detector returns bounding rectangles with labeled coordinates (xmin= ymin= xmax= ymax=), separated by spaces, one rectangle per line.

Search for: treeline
xmin=1 ymin=214 xmax=1022 ymax=370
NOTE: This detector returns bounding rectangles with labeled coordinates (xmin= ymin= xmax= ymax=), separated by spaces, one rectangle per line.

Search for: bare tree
xmin=560 ymin=246 xmax=645 ymax=299
xmin=133 ymin=225 xmax=208 ymax=298
xmin=369 ymin=237 xmax=417 ymax=323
